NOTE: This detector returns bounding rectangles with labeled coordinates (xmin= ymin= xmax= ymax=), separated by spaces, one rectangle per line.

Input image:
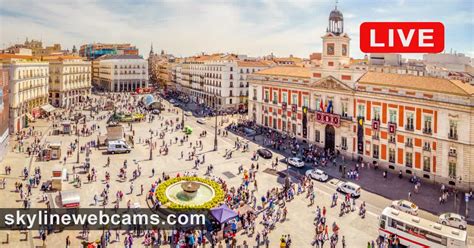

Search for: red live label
xmin=360 ymin=22 xmax=444 ymax=53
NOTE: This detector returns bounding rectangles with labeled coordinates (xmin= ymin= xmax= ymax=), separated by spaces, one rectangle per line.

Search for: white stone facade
xmin=1 ymin=57 xmax=49 ymax=132
xmin=47 ymin=58 xmax=91 ymax=108
xmin=97 ymin=55 xmax=148 ymax=92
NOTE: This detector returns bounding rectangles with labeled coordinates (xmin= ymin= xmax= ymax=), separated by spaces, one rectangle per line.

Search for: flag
xmin=319 ymin=100 xmax=323 ymax=111
xmin=326 ymin=100 xmax=333 ymax=113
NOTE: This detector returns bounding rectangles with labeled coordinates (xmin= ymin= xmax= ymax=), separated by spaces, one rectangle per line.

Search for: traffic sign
xmin=465 ymin=193 xmax=469 ymax=202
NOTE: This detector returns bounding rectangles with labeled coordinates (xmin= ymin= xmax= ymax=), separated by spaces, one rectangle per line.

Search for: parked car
xmin=107 ymin=140 xmax=131 ymax=154
xmin=151 ymin=109 xmax=160 ymax=115
xmin=196 ymin=118 xmax=206 ymax=124
xmin=305 ymin=169 xmax=329 ymax=182
xmin=438 ymin=212 xmax=467 ymax=230
xmin=336 ymin=182 xmax=361 ymax=197
xmin=286 ymin=157 xmax=305 ymax=168
xmin=257 ymin=148 xmax=272 ymax=159
xmin=184 ymin=111 xmax=193 ymax=116
xmin=391 ymin=200 xmax=419 ymax=215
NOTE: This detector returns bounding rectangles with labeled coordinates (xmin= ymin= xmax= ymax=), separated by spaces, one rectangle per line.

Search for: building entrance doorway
xmin=325 ymin=124 xmax=335 ymax=151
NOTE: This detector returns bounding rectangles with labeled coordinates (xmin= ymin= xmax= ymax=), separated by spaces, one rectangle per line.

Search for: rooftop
xmin=254 ymin=66 xmax=312 ymax=79
xmin=358 ymin=72 xmax=474 ymax=96
xmin=236 ymin=60 xmax=268 ymax=67
xmin=100 ymin=54 xmax=143 ymax=60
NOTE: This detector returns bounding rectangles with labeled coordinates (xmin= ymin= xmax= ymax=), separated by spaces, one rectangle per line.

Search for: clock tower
xmin=321 ymin=3 xmax=351 ymax=68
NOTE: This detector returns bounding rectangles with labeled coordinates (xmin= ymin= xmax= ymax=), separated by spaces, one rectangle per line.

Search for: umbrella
xmin=210 ymin=204 xmax=238 ymax=224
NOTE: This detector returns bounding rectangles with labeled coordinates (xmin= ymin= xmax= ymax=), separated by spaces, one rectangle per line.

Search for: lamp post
xmin=181 ymin=108 xmax=184 ymax=130
xmin=149 ymin=130 xmax=153 ymax=160
xmin=214 ymin=109 xmax=218 ymax=151
xmin=76 ymin=115 xmax=81 ymax=164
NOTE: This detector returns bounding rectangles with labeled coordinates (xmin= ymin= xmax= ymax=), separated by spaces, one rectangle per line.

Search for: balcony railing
xmin=423 ymin=127 xmax=432 ymax=135
xmin=264 ymin=98 xmax=269 ymax=103
xmin=272 ymin=100 xmax=278 ymax=104
xmin=448 ymin=151 xmax=457 ymax=158
xmin=448 ymin=133 xmax=458 ymax=140
xmin=405 ymin=124 xmax=414 ymax=131
xmin=372 ymin=135 xmax=380 ymax=140
xmin=388 ymin=137 xmax=396 ymax=144
xmin=423 ymin=146 xmax=431 ymax=152
xmin=405 ymin=142 xmax=413 ymax=148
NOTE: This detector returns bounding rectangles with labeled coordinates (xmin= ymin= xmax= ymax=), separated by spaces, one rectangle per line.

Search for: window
xmin=423 ymin=115 xmax=432 ymax=134
xmin=357 ymin=105 xmax=365 ymax=118
xmin=449 ymin=120 xmax=457 ymax=139
xmin=406 ymin=152 xmax=413 ymax=167
xmin=373 ymin=145 xmax=379 ymax=159
xmin=315 ymin=130 xmax=320 ymax=142
xmin=229 ymin=90 xmax=233 ymax=97
xmin=373 ymin=106 xmax=381 ymax=120
xmin=291 ymin=93 xmax=298 ymax=106
xmin=273 ymin=92 xmax=278 ymax=104
xmin=406 ymin=112 xmax=414 ymax=130
xmin=341 ymin=137 xmax=347 ymax=150
xmin=273 ymin=118 xmax=277 ymax=129
xmin=253 ymin=89 xmax=257 ymax=100
xmin=389 ymin=148 xmax=396 ymax=163
xmin=264 ymin=91 xmax=269 ymax=102
xmin=282 ymin=120 xmax=286 ymax=132
xmin=282 ymin=92 xmax=288 ymax=103
xmin=389 ymin=109 xmax=397 ymax=124
xmin=423 ymin=141 xmax=431 ymax=151
xmin=230 ymin=67 xmax=233 ymax=72
xmin=449 ymin=147 xmax=457 ymax=157
xmin=303 ymin=96 xmax=309 ymax=107
xmin=448 ymin=162 xmax=456 ymax=177
xmin=264 ymin=116 xmax=268 ymax=126
xmin=406 ymin=137 xmax=413 ymax=147
xmin=423 ymin=156 xmax=431 ymax=172
xmin=341 ymin=102 xmax=348 ymax=117
xmin=315 ymin=98 xmax=321 ymax=111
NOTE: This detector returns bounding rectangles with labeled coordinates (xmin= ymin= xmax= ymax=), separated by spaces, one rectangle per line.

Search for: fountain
xmin=165 ymin=180 xmax=215 ymax=206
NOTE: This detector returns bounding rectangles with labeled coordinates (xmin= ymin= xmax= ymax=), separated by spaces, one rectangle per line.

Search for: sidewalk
xmin=234 ymin=130 xmax=474 ymax=223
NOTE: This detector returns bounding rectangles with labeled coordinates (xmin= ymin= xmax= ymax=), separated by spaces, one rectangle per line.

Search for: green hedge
xmin=155 ymin=177 xmax=225 ymax=210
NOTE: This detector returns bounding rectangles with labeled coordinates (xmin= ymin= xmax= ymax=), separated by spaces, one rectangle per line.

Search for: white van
xmin=337 ymin=182 xmax=361 ymax=197
xmin=107 ymin=140 xmax=131 ymax=154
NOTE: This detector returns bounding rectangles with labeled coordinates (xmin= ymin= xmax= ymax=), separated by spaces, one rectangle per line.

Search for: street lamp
xmin=181 ymin=108 xmax=184 ymax=130
xmin=76 ymin=114 xmax=81 ymax=164
xmin=214 ymin=111 xmax=218 ymax=151
xmin=149 ymin=130 xmax=153 ymax=160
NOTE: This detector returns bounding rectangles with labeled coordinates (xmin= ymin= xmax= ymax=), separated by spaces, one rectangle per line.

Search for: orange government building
xmin=248 ymin=6 xmax=474 ymax=189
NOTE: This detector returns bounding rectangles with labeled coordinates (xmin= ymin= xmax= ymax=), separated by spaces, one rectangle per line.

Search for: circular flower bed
xmin=155 ymin=176 xmax=225 ymax=210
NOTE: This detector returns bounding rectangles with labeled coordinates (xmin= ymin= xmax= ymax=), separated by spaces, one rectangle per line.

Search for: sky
xmin=0 ymin=0 xmax=473 ymax=59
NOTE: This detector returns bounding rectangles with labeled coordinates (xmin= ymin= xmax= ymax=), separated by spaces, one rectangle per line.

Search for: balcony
xmin=264 ymin=98 xmax=269 ymax=103
xmin=405 ymin=142 xmax=413 ymax=148
xmin=448 ymin=151 xmax=457 ymax=158
xmin=372 ymin=135 xmax=380 ymax=140
xmin=272 ymin=100 xmax=278 ymax=104
xmin=423 ymin=146 xmax=431 ymax=152
xmin=252 ymin=96 xmax=257 ymax=101
xmin=405 ymin=124 xmax=414 ymax=131
xmin=341 ymin=113 xmax=352 ymax=121
xmin=423 ymin=127 xmax=432 ymax=135
xmin=448 ymin=132 xmax=458 ymax=140
xmin=388 ymin=137 xmax=396 ymax=144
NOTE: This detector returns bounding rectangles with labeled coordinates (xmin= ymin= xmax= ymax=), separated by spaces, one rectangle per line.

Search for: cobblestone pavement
xmin=0 ymin=95 xmax=471 ymax=247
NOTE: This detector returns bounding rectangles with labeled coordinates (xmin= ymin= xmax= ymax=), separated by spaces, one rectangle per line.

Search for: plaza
xmin=0 ymin=92 xmax=471 ymax=247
